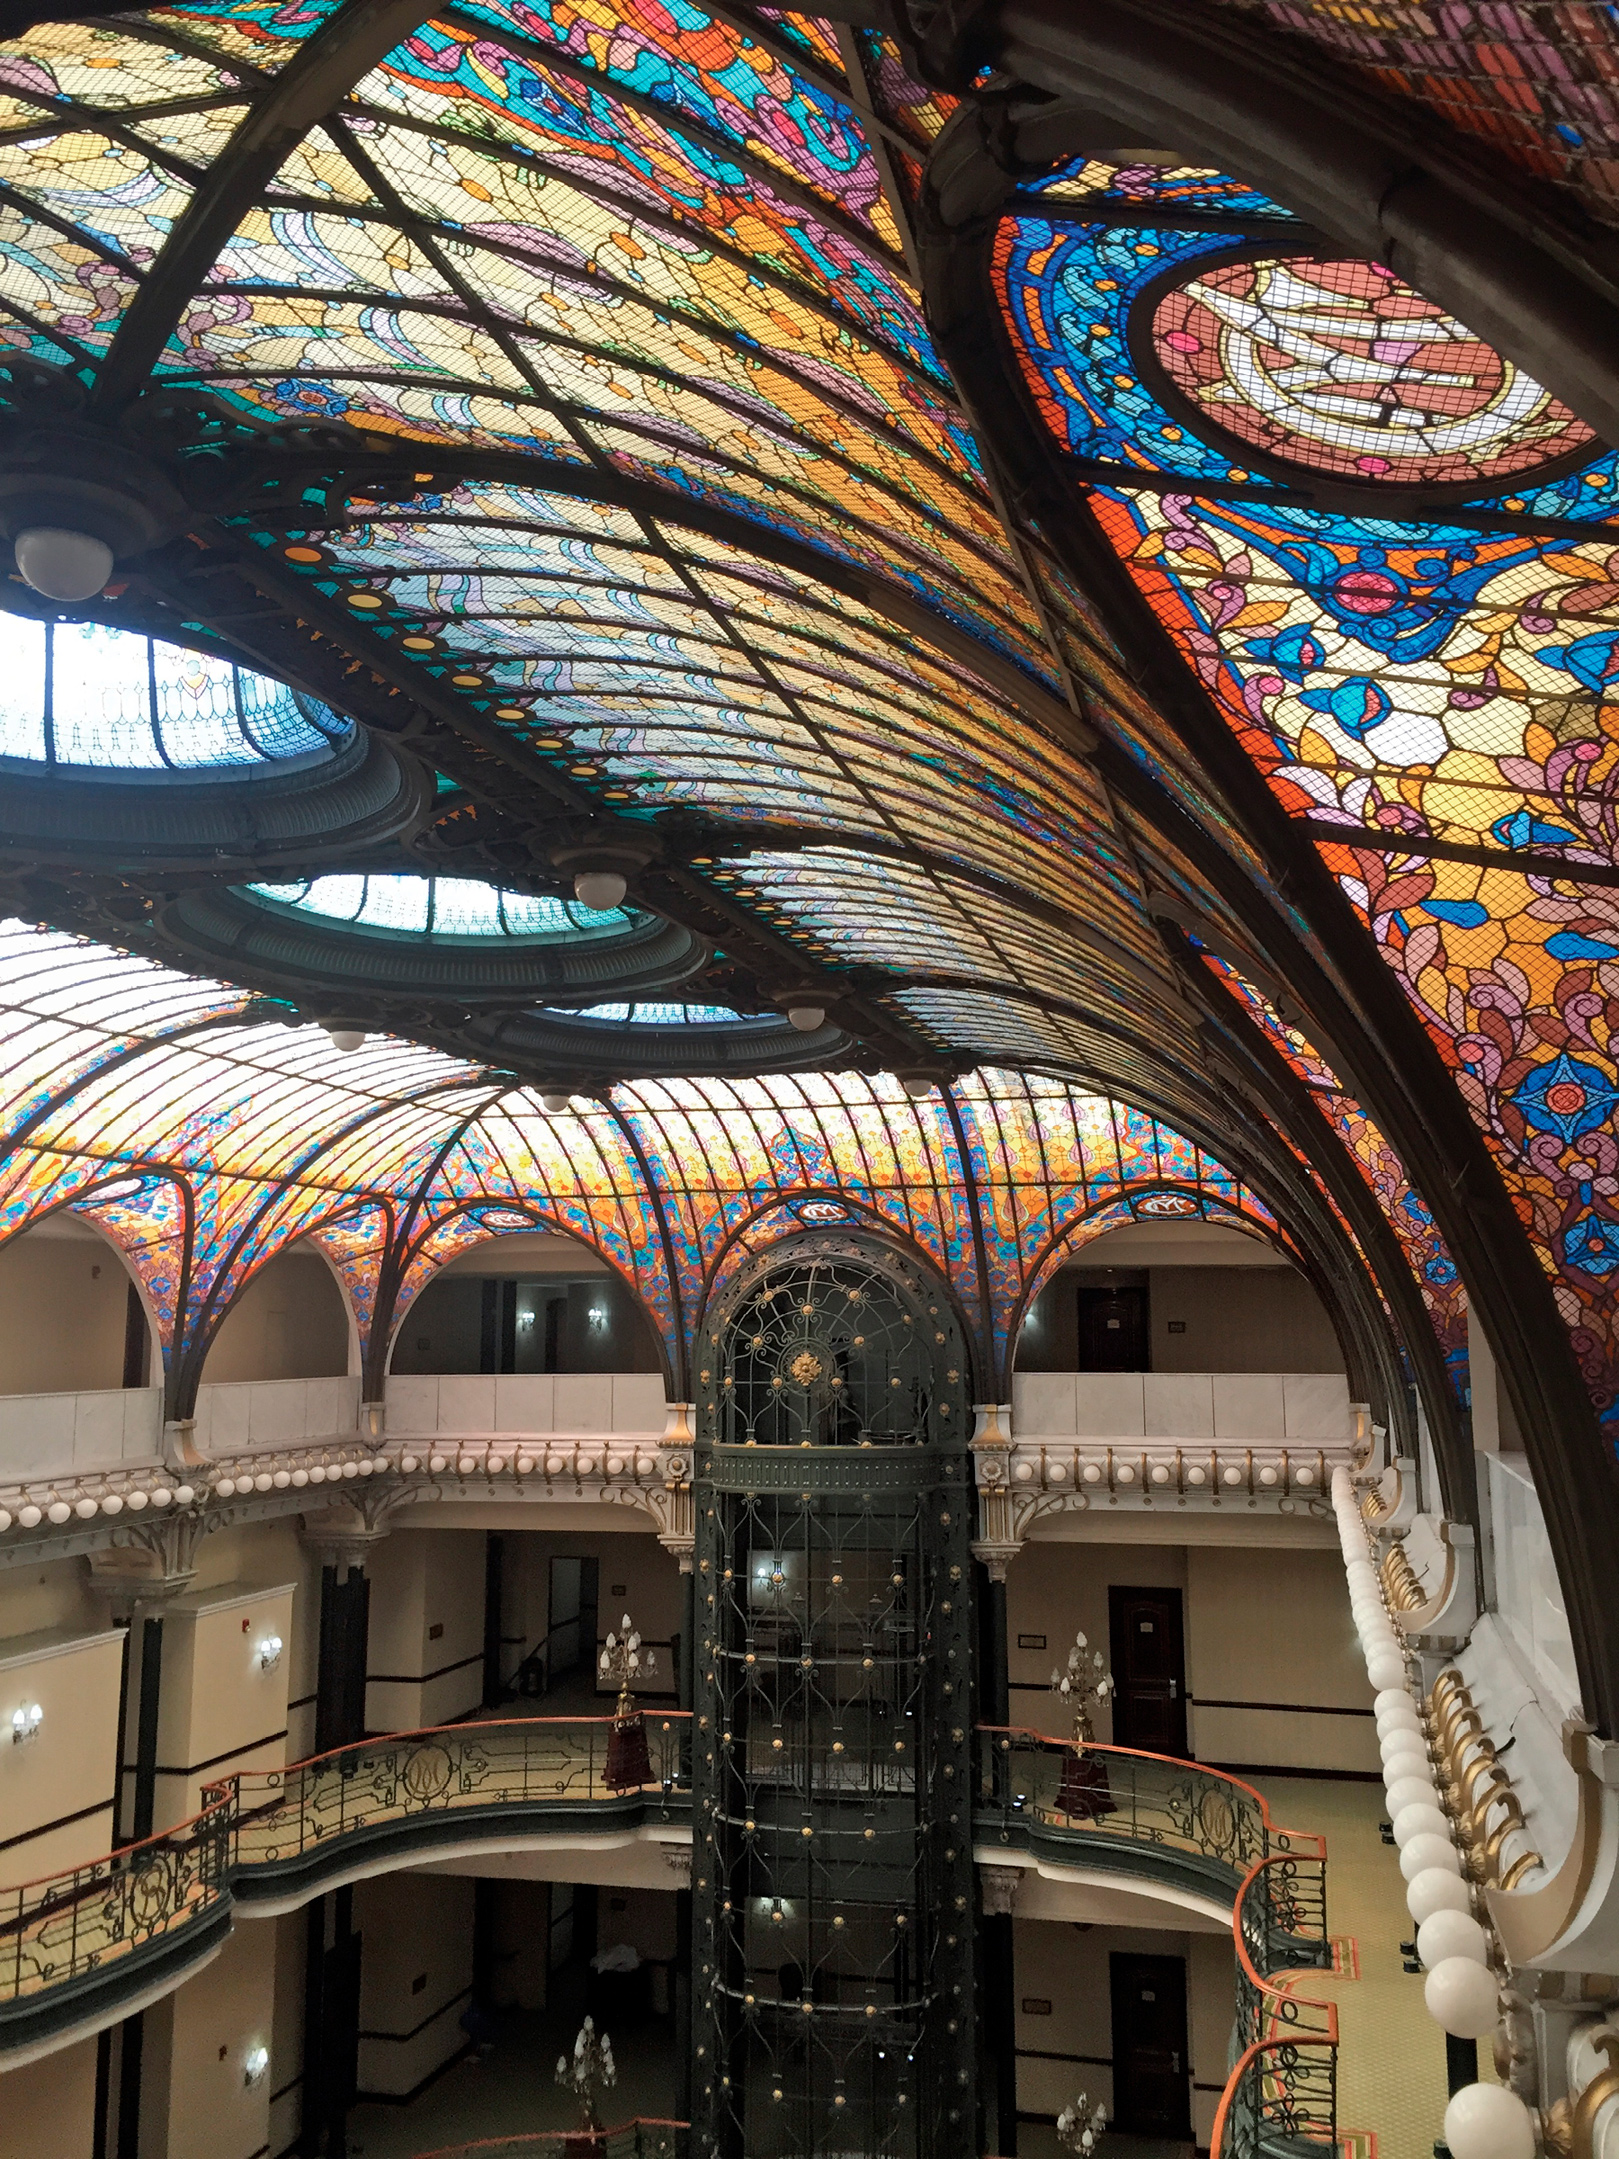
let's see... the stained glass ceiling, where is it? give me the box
[0,0,1594,1501]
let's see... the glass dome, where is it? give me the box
[0,615,350,772]
[247,874,633,941]
[553,1001,748,1023]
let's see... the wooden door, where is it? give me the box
[1108,1584,1188,1757]
[1110,1951,1191,2136]
[1076,1284,1147,1370]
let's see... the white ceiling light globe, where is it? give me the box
[541,1093,573,1114]
[574,869,626,910]
[1400,1831,1461,1883]
[1443,2082,1536,2159]
[1416,1909,1490,1968]
[1381,1738,1431,1778]
[13,526,114,602]
[1368,1649,1408,1691]
[325,1027,365,1053]
[1393,1802,1453,1849]
[1424,1957,1499,2038]
[901,1075,936,1099]
[1375,1687,1417,1718]
[1386,1775,1439,1818]
[786,1006,825,1033]
[1407,1867,1472,1923]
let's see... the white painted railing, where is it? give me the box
[1013,1370,1351,1442]
[191,1375,361,1457]
[0,1387,163,1481]
[384,1372,666,1438]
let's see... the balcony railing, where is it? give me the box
[228,1714,691,1880]
[976,1729,1323,1903]
[412,2125,688,2158]
[1213,1851,1337,2159]
[0,1796,233,2012]
[0,1715,690,2050]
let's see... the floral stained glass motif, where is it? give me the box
[1199,949,1469,1393]
[0,921,1296,1390]
[995,159,1619,1429]
[1150,257,1595,488]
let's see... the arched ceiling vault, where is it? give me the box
[0,0,1614,1713]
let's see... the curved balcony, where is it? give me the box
[0,1715,690,2063]
[414,2126,688,2158]
[1213,1852,1338,2159]
[0,1723,1330,2074]
[975,1728,1326,1920]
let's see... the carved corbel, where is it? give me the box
[1396,1521,1479,1648]
[971,1402,1021,1580]
[647,1409,695,1571]
[979,1863,1021,1916]
[1487,1722,1606,1967]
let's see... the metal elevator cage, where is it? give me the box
[691,1234,978,2159]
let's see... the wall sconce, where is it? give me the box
[10,1703,41,1743]
[257,1635,283,1672]
[243,2044,269,2088]
[587,1306,607,1331]
[517,1309,535,1329]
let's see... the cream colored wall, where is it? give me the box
[0,1224,136,1395]
[1185,1545,1376,1772]
[142,1915,277,2159]
[1149,1267,1343,1373]
[149,1581,294,1826]
[365,1528,487,1733]
[0,1555,104,1643]
[201,1249,351,1385]
[1006,1536,1377,1773]
[1005,1541,1187,1744]
[354,1868,475,2099]
[505,1527,683,1698]
[1011,1919,1233,2140]
[0,1626,123,1878]
[269,1908,306,2157]
[0,2029,99,2155]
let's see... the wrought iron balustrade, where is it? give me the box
[0,1715,689,2027]
[224,1713,691,1871]
[1214,1851,1337,2159]
[976,1728,1324,1893]
[412,2123,688,2158]
[0,1797,233,2004]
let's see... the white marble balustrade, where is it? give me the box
[1012,1370,1352,1443]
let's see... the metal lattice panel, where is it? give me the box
[691,1235,976,2159]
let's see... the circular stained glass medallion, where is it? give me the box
[1148,255,1595,488]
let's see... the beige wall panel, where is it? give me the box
[354,1869,474,2099]
[0,1627,122,1874]
[0,1229,135,1397]
[365,1529,485,1733]
[505,1528,684,1699]
[1147,1268,1343,1373]
[269,1908,307,2156]
[0,1560,105,1645]
[201,1251,350,1386]
[151,1583,294,1822]
[151,1916,277,2159]
[0,2029,98,2157]
[1185,1547,1376,1773]
[1005,1542,1186,1744]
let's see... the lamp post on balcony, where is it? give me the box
[1052,1631,1117,1822]
[600,1613,656,1790]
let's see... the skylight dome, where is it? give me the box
[246,875,632,941]
[0,617,350,773]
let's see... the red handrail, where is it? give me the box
[1211,1851,1339,2158]
[409,2120,689,2156]
[978,1724,1327,1855]
[261,1709,693,1784]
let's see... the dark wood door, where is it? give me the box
[1110,1951,1191,2137]
[1109,1585,1188,1757]
[1076,1284,1147,1370]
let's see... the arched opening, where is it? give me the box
[0,1212,153,1395]
[1014,1217,1344,1375]
[389,1232,662,1378]
[199,1243,353,1385]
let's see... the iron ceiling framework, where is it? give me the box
[0,0,1535,1642]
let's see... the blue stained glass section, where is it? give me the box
[0,614,350,772]
[248,874,633,940]
[1028,158,1290,219]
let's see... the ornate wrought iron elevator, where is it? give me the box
[690,1235,977,2159]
